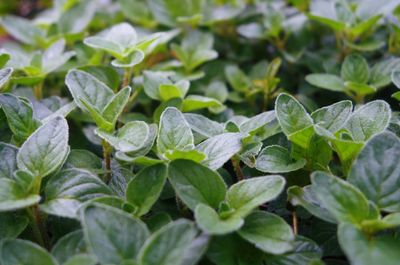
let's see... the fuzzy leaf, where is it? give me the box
[168,159,226,210]
[81,203,150,265]
[17,116,69,178]
[126,164,167,217]
[157,107,194,154]
[226,175,285,218]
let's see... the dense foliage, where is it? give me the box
[1,0,400,264]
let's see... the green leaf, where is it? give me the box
[84,23,138,56]
[101,86,131,125]
[308,14,346,31]
[391,69,400,89]
[341,54,370,84]
[371,58,400,89]
[63,254,98,265]
[182,95,222,112]
[392,91,400,101]
[157,107,194,154]
[138,219,198,265]
[288,126,315,159]
[207,233,265,265]
[311,171,370,224]
[84,37,124,57]
[305,73,345,92]
[0,142,18,179]
[0,67,13,88]
[0,212,28,239]
[118,123,158,158]
[143,71,171,101]
[226,175,285,217]
[361,212,400,232]
[288,185,336,223]
[64,149,103,172]
[344,81,376,96]
[168,159,226,210]
[184,113,224,139]
[0,239,57,265]
[255,145,306,173]
[195,133,242,170]
[117,0,155,27]
[238,211,294,254]
[0,53,10,68]
[96,121,149,152]
[51,230,86,264]
[81,203,150,265]
[338,223,400,265]
[17,116,69,178]
[225,65,251,92]
[126,164,167,217]
[164,149,206,162]
[58,0,96,34]
[41,101,77,124]
[159,80,189,101]
[348,132,400,212]
[345,100,391,142]
[42,168,112,218]
[41,39,75,74]
[79,98,113,131]
[172,31,218,72]
[265,236,323,265]
[239,111,277,135]
[311,100,352,133]
[65,69,114,113]
[195,203,244,235]
[349,14,382,37]
[0,94,40,143]
[0,15,45,46]
[331,138,364,174]
[275,93,313,136]
[79,65,121,91]
[111,50,145,68]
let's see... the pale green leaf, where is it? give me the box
[226,175,285,217]
[168,159,226,210]
[17,116,69,178]
[238,211,294,254]
[81,203,150,265]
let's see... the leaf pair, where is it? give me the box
[155,107,243,169]
[143,71,223,111]
[306,54,399,96]
[66,69,131,131]
[308,1,384,50]
[84,23,160,68]
[3,39,75,85]
[81,203,202,265]
[171,30,218,73]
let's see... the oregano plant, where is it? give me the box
[1,1,400,264]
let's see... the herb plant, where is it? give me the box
[1,1,400,265]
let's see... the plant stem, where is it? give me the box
[33,80,44,100]
[27,205,50,250]
[122,67,133,89]
[231,156,244,181]
[102,139,112,184]
[292,210,298,235]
